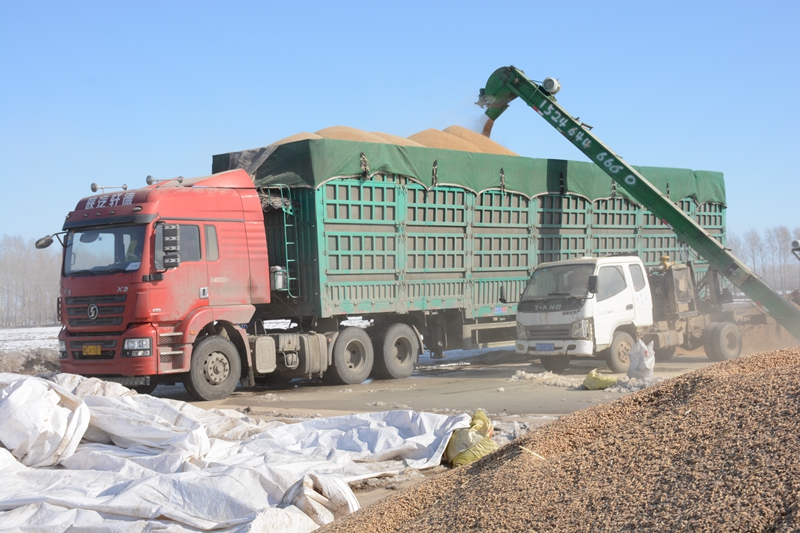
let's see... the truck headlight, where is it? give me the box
[59,340,67,359]
[571,319,592,340]
[516,322,527,339]
[123,338,152,357]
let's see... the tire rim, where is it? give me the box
[204,352,230,385]
[722,331,738,353]
[345,341,366,371]
[393,337,413,366]
[618,341,631,364]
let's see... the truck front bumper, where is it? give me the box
[59,324,159,377]
[515,339,593,357]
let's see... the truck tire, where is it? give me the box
[325,327,374,385]
[654,346,676,362]
[605,331,634,373]
[184,336,242,401]
[372,324,418,380]
[711,322,742,361]
[703,322,722,361]
[540,355,570,373]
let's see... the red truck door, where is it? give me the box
[205,222,251,307]
[154,223,209,322]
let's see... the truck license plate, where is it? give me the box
[535,343,555,351]
[82,345,102,356]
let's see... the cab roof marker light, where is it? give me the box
[91,183,128,192]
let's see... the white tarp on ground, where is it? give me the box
[0,373,470,532]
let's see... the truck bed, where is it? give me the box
[213,139,726,320]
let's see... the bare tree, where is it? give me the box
[0,234,61,326]
[743,229,764,274]
[726,231,742,259]
[765,226,792,293]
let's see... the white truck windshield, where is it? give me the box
[521,264,594,300]
[64,225,146,276]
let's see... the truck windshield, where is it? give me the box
[64,225,146,276]
[521,264,594,300]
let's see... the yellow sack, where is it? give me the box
[444,411,499,466]
[583,368,617,390]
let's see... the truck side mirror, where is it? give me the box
[35,235,54,249]
[160,224,181,270]
[499,286,507,304]
[588,275,598,294]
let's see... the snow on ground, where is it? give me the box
[0,326,60,351]
[0,326,61,375]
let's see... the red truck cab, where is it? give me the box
[55,170,270,398]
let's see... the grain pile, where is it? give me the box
[369,131,425,147]
[316,126,388,143]
[272,132,322,145]
[443,125,518,156]
[407,128,482,153]
[282,125,516,155]
[320,348,800,533]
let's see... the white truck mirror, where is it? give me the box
[588,275,598,294]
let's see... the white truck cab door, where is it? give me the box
[592,265,636,348]
[627,262,653,326]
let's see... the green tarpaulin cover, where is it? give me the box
[213,139,726,205]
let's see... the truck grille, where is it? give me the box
[525,324,572,340]
[65,294,127,327]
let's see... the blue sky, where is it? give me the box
[1,1,798,243]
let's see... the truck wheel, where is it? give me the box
[605,331,633,373]
[184,336,242,401]
[654,346,676,362]
[703,322,722,361]
[540,355,570,373]
[712,322,742,361]
[372,324,418,380]
[325,327,374,385]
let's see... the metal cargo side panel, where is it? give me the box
[591,196,639,261]
[640,198,723,279]
[534,192,725,279]
[404,185,469,313]
[535,194,591,263]
[470,189,532,317]
[319,176,403,316]
[318,178,530,320]
[262,176,725,321]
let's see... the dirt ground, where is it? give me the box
[320,348,800,532]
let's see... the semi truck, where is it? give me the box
[36,131,730,401]
[478,65,800,365]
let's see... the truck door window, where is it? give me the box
[179,225,201,262]
[155,224,201,270]
[205,225,219,261]
[596,265,627,302]
[629,263,646,291]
